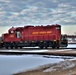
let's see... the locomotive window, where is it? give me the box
[10,31,14,34]
[16,32,21,38]
[56,27,60,29]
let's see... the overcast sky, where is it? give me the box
[0,0,76,35]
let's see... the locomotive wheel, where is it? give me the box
[39,42,44,49]
[6,47,8,49]
[45,46,47,49]
[20,47,22,49]
[44,42,48,49]
[52,46,55,49]
[11,47,13,49]
[44,44,47,49]
[17,47,22,49]
[8,47,11,49]
[15,46,18,49]
[52,41,56,49]
[57,46,59,49]
[40,46,43,49]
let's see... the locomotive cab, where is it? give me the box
[0,27,23,49]
[9,27,21,39]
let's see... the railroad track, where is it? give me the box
[0,47,76,50]
[0,47,76,56]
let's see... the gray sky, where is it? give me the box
[0,0,76,35]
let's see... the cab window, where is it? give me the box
[16,32,21,38]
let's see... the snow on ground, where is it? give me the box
[0,55,64,75]
[0,49,48,53]
[67,44,76,48]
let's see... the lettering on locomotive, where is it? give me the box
[32,31,52,35]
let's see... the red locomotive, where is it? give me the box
[0,24,68,49]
